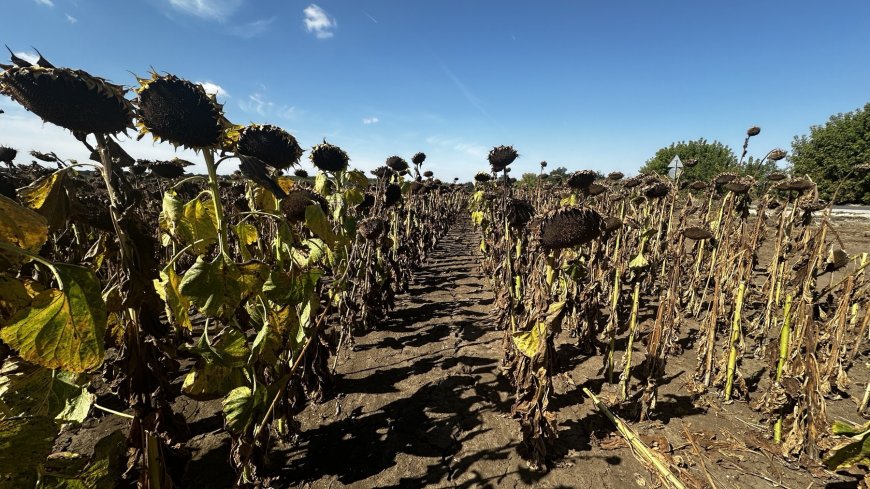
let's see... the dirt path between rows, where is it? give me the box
[283,218,645,488]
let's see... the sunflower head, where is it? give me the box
[474,172,491,183]
[0,146,17,164]
[643,181,671,199]
[768,148,787,162]
[358,217,385,241]
[683,226,714,240]
[488,145,518,172]
[384,183,402,208]
[0,54,133,135]
[506,198,534,228]
[713,172,738,185]
[235,124,302,170]
[386,156,409,172]
[134,73,233,149]
[747,126,761,137]
[356,193,375,214]
[294,169,309,179]
[767,172,787,182]
[606,171,624,181]
[371,166,394,179]
[423,170,434,178]
[281,189,329,223]
[412,152,426,165]
[309,140,349,172]
[684,158,699,168]
[567,170,597,190]
[535,206,604,250]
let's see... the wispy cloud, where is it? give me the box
[362,117,379,125]
[14,52,39,65]
[168,0,243,21]
[34,0,54,7]
[304,4,336,39]
[239,92,297,120]
[440,64,491,120]
[361,9,378,24]
[228,16,275,38]
[196,81,228,99]
[65,14,78,23]
[426,136,487,158]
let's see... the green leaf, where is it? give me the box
[314,173,329,195]
[18,169,72,230]
[0,265,106,373]
[182,362,249,401]
[0,417,58,489]
[190,327,250,368]
[160,190,218,255]
[0,194,49,269]
[153,264,192,330]
[179,257,268,319]
[235,222,259,261]
[263,268,321,306]
[0,273,33,323]
[223,386,266,434]
[0,360,94,422]
[304,204,336,247]
[824,423,870,470]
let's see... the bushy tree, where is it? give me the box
[641,138,737,182]
[791,103,870,204]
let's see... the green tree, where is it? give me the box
[791,103,870,204]
[518,172,539,188]
[640,138,738,182]
[549,166,568,179]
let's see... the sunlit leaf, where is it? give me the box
[223,386,266,434]
[153,264,191,330]
[304,203,336,247]
[824,421,870,470]
[18,169,72,230]
[0,360,94,422]
[0,194,49,269]
[512,321,548,358]
[0,265,106,373]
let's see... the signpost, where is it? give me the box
[667,155,683,180]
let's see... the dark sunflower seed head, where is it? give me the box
[535,206,605,250]
[386,155,409,172]
[1,60,133,135]
[607,171,624,181]
[747,126,761,137]
[423,170,434,178]
[0,146,16,164]
[358,217,385,241]
[135,73,229,149]
[412,152,426,165]
[281,188,328,223]
[567,170,597,190]
[309,141,349,172]
[474,172,491,183]
[237,124,302,170]
[682,226,714,240]
[384,183,402,208]
[768,148,787,162]
[488,145,518,172]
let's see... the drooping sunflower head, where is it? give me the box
[535,206,605,250]
[0,53,133,135]
[356,193,375,214]
[768,148,787,162]
[384,183,402,208]
[235,124,302,170]
[713,172,739,186]
[474,171,491,183]
[0,146,17,164]
[723,177,755,194]
[371,166,394,179]
[423,170,434,178]
[358,217,385,241]
[643,181,671,199]
[309,140,349,172]
[683,226,714,241]
[385,155,409,172]
[767,171,787,182]
[506,198,535,228]
[294,169,309,179]
[281,189,329,223]
[607,171,624,181]
[488,145,518,172]
[567,170,597,190]
[412,152,426,165]
[747,126,761,137]
[134,73,233,149]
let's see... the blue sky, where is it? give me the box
[2,1,870,180]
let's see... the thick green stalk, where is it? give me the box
[203,150,229,256]
[620,281,642,400]
[724,281,746,401]
[774,294,793,443]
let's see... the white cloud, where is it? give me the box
[362,117,379,125]
[304,4,336,39]
[13,52,39,65]
[239,92,296,120]
[168,0,243,21]
[196,81,229,99]
[65,14,78,23]
[34,0,54,7]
